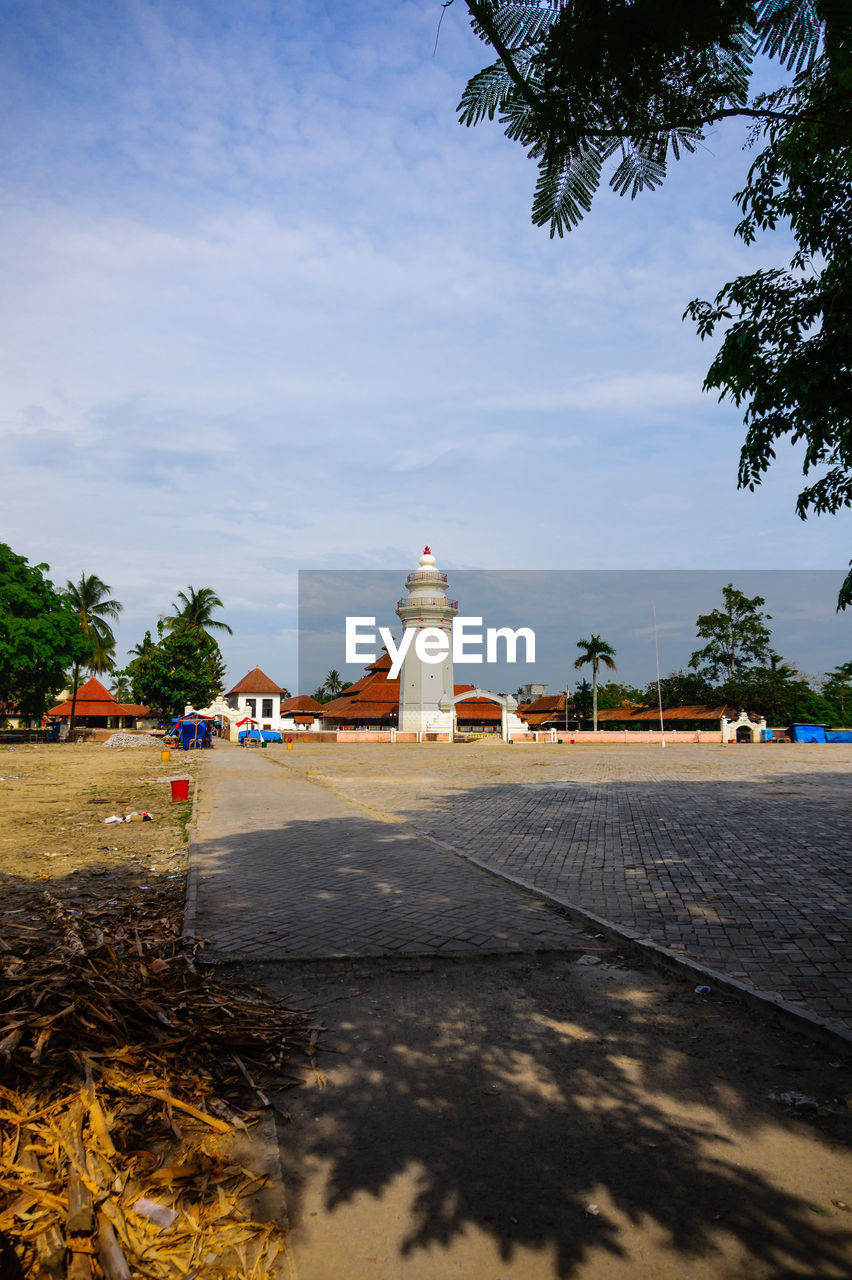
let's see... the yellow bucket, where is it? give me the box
[286,743,293,751]
[161,749,171,762]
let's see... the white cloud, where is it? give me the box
[1,0,846,691]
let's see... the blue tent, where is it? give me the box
[176,715,213,749]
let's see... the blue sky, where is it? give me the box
[2,0,849,691]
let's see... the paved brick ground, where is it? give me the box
[192,748,590,959]
[415,776,852,1028]
[193,742,852,1034]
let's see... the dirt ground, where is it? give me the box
[0,739,199,934]
[253,953,852,1280]
[3,742,852,1278]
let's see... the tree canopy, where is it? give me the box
[0,544,88,722]
[688,582,773,681]
[129,626,227,719]
[457,1,852,605]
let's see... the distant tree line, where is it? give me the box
[563,585,851,727]
[0,543,232,725]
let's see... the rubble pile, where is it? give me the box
[102,734,164,750]
[0,887,321,1277]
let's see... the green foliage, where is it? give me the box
[572,676,593,718]
[574,633,617,728]
[309,671,353,704]
[460,1,766,234]
[323,669,345,697]
[109,669,135,703]
[165,586,233,641]
[720,660,823,724]
[459,2,852,606]
[689,583,773,681]
[65,572,123,675]
[64,571,123,728]
[642,669,716,708]
[819,661,852,724]
[0,544,88,721]
[595,680,642,710]
[130,626,226,719]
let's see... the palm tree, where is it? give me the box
[323,669,345,698]
[65,573,123,732]
[110,670,133,702]
[573,634,617,732]
[86,633,116,675]
[165,586,233,641]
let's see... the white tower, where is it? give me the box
[396,546,458,735]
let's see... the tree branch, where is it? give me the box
[462,0,544,114]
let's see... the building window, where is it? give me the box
[262,698,273,719]
[246,699,256,717]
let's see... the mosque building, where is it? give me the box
[320,547,530,740]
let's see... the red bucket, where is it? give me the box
[170,778,190,802]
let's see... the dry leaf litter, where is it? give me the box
[1,883,323,1278]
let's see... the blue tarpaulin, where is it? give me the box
[789,724,826,743]
[238,728,282,743]
[176,716,213,749]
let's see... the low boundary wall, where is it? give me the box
[285,728,725,744]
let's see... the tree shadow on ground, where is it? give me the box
[189,775,852,1279]
[263,946,852,1279]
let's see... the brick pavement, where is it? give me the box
[191,747,590,959]
[192,742,852,1036]
[411,772,852,1033]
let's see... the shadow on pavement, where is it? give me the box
[260,952,852,1280]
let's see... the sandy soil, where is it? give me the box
[248,953,852,1280]
[0,740,200,934]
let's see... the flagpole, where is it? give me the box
[653,605,665,749]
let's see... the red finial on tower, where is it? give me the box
[424,545,431,555]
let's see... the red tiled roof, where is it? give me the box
[325,702,398,721]
[521,694,567,714]
[321,652,401,720]
[282,695,324,714]
[319,652,521,724]
[595,704,734,723]
[452,690,502,721]
[226,667,285,696]
[49,676,150,719]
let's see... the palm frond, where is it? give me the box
[458,61,516,125]
[491,0,563,49]
[609,135,668,199]
[756,0,823,72]
[532,144,603,236]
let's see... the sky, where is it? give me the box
[2,0,849,692]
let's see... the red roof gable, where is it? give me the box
[226,667,285,696]
[49,676,149,718]
[282,695,324,714]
